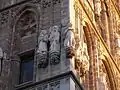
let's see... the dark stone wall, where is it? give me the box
[0,0,70,90]
[0,0,25,10]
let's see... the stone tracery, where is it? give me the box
[15,11,37,37]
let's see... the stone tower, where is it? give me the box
[0,0,120,90]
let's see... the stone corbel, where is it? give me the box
[37,52,48,68]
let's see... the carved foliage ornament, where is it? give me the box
[50,81,60,90]
[10,6,20,18]
[41,0,60,8]
[0,10,9,25]
[36,81,60,90]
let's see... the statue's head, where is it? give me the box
[52,25,59,32]
[40,30,47,36]
[38,30,48,41]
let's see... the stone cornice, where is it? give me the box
[15,71,83,90]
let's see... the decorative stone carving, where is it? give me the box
[94,0,101,16]
[115,33,120,48]
[50,81,60,90]
[0,48,4,60]
[42,0,51,8]
[37,30,48,68]
[43,85,48,90]
[49,26,60,65]
[15,11,36,37]
[0,47,7,75]
[41,0,60,8]
[98,61,109,90]
[64,29,76,58]
[114,33,120,57]
[0,48,3,74]
[75,42,89,77]
[37,26,61,68]
[0,10,9,25]
[32,0,41,4]
[10,7,20,18]
[53,0,60,4]
[79,60,89,77]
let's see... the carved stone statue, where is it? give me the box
[115,33,120,56]
[0,48,3,59]
[0,47,4,74]
[64,29,76,58]
[75,42,89,77]
[49,25,60,65]
[37,30,48,68]
[94,0,101,16]
[115,33,120,48]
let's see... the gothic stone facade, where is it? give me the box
[0,0,120,90]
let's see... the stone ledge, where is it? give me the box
[15,71,83,90]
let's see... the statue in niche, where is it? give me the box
[64,29,76,58]
[37,30,48,68]
[49,25,60,65]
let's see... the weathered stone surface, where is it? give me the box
[0,0,120,90]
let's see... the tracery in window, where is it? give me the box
[15,10,37,38]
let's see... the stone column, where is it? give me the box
[92,37,99,90]
[100,0,110,49]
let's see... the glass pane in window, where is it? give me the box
[20,55,34,84]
